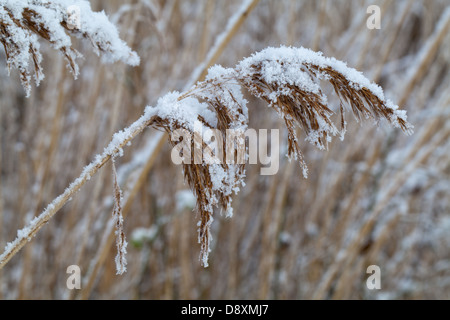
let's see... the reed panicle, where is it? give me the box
[0,0,138,96]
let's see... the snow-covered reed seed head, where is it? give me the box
[144,46,413,266]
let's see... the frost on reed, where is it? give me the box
[0,0,139,96]
[0,2,413,270]
[139,46,413,267]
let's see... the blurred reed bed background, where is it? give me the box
[0,0,449,299]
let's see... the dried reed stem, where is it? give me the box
[188,0,261,84]
[397,7,450,107]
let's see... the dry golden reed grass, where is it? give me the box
[0,0,448,300]
[0,23,413,271]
